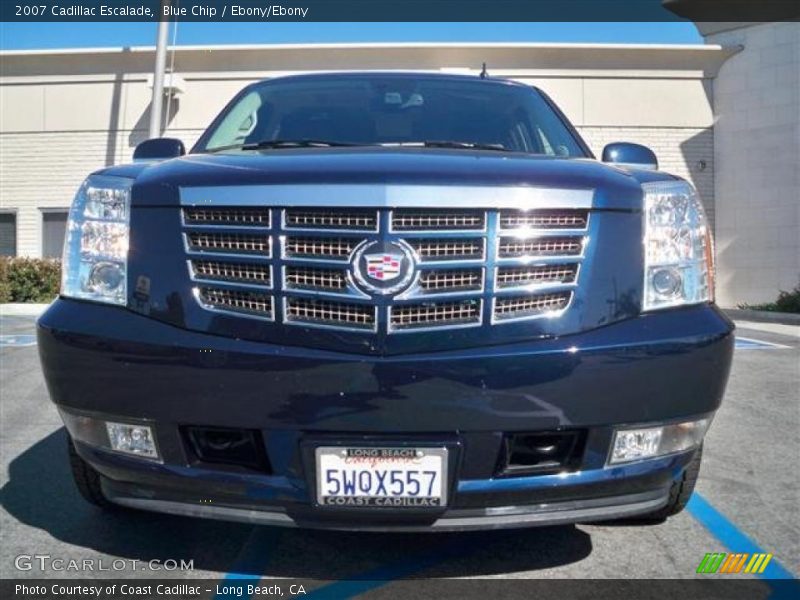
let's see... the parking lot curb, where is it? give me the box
[0,303,51,317]
[724,308,800,325]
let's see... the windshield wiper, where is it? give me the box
[388,140,509,152]
[240,139,365,150]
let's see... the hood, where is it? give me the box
[102,147,667,210]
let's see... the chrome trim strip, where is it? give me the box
[409,238,487,264]
[181,184,595,209]
[280,235,360,265]
[281,297,378,333]
[490,293,573,325]
[495,236,587,263]
[281,266,370,300]
[497,211,590,234]
[188,260,273,291]
[492,281,578,296]
[497,228,589,237]
[107,490,668,532]
[388,300,484,334]
[183,233,273,260]
[192,287,275,322]
[396,267,485,300]
[181,207,271,229]
[493,263,581,294]
[614,162,657,171]
[388,209,488,235]
[281,208,380,234]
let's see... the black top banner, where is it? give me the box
[3,0,800,23]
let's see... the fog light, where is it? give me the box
[106,422,159,459]
[611,427,662,463]
[609,418,710,465]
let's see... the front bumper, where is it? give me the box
[39,298,733,530]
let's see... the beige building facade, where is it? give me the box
[0,33,797,306]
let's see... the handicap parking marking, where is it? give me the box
[735,336,791,350]
[688,493,797,585]
[0,334,37,348]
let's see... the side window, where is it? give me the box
[42,210,68,258]
[0,212,16,257]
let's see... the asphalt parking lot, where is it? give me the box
[1,312,797,593]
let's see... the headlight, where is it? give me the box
[61,175,132,305]
[642,180,714,311]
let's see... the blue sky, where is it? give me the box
[0,22,702,50]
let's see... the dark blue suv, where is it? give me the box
[38,73,733,531]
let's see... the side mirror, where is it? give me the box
[133,138,186,162]
[602,142,658,171]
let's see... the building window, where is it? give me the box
[42,211,69,259]
[0,213,16,257]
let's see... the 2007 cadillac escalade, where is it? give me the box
[37,72,734,531]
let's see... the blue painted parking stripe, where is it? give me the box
[735,336,791,350]
[214,528,284,600]
[0,334,37,347]
[687,493,796,581]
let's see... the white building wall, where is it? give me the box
[704,22,800,306]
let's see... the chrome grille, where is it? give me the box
[198,288,273,318]
[285,266,348,291]
[419,269,482,292]
[184,207,270,227]
[392,209,485,231]
[182,202,591,331]
[494,293,572,320]
[496,264,578,289]
[284,237,358,260]
[499,209,588,231]
[285,209,377,231]
[192,260,271,285]
[391,300,481,330]
[498,237,583,258]
[410,239,484,261]
[187,232,271,255]
[286,298,375,330]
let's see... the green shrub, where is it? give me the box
[738,283,800,314]
[0,257,61,303]
[0,259,10,303]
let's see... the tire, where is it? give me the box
[628,445,703,524]
[67,435,115,509]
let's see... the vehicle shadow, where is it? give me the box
[1,429,593,578]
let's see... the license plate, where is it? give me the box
[315,446,448,508]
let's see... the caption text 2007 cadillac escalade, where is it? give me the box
[37,72,734,531]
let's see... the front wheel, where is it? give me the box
[629,445,703,523]
[67,436,115,509]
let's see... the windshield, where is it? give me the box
[196,75,588,157]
